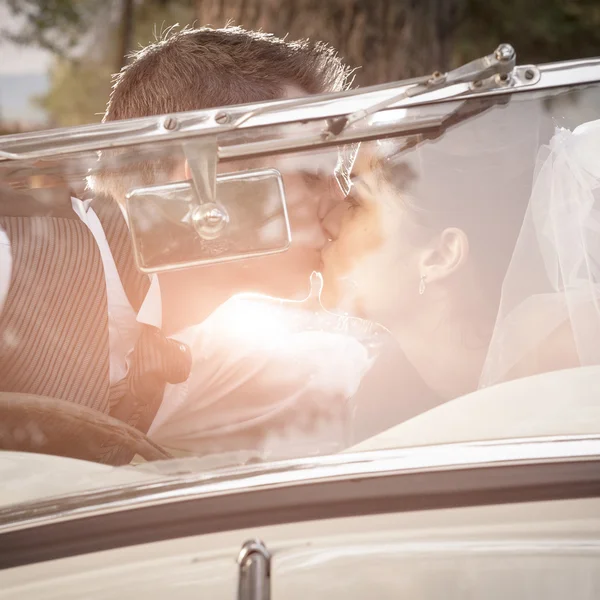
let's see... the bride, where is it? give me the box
[320,97,600,403]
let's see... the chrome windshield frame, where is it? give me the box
[1,56,599,164]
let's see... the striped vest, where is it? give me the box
[0,185,111,413]
[0,185,191,462]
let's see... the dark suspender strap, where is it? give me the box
[91,194,150,311]
[91,194,192,435]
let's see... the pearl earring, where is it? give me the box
[419,275,427,295]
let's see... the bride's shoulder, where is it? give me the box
[506,317,580,382]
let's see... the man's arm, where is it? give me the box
[148,300,374,460]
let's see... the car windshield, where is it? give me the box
[1,62,600,506]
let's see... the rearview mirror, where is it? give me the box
[126,168,291,273]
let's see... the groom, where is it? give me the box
[87,26,395,458]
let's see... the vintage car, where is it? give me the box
[0,45,600,598]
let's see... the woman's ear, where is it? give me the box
[419,227,470,284]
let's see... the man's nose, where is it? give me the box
[321,201,345,241]
[317,175,346,220]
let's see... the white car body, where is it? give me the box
[2,48,600,600]
[1,367,600,599]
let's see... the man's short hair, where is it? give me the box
[90,26,352,201]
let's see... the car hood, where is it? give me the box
[4,367,599,510]
[0,451,158,509]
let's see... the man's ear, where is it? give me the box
[419,227,470,284]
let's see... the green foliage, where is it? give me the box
[4,0,600,127]
[33,59,113,127]
[130,1,195,53]
[31,1,195,126]
[454,0,600,66]
[4,0,101,58]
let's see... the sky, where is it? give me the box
[0,3,53,75]
[0,4,52,124]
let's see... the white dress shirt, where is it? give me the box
[70,199,142,384]
[148,295,372,459]
[0,227,11,316]
[0,199,373,461]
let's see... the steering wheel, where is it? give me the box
[0,392,172,466]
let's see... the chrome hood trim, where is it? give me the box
[1,434,599,534]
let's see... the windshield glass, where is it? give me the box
[1,78,600,506]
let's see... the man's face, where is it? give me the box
[246,85,345,297]
[264,149,346,297]
[197,84,347,302]
[234,86,347,299]
[173,139,346,306]
[158,87,350,329]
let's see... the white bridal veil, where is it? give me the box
[480,118,600,386]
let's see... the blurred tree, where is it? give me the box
[4,0,136,72]
[29,1,195,126]
[4,0,92,58]
[453,0,600,67]
[189,0,466,85]
[32,59,113,127]
[3,0,600,127]
[119,0,136,69]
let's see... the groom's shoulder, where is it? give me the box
[0,183,78,219]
